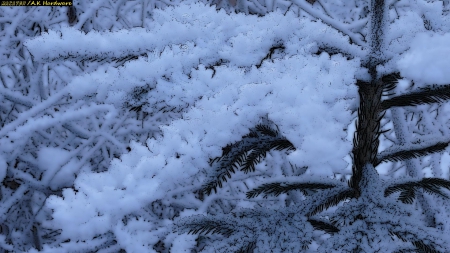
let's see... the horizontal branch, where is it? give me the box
[385,178,450,204]
[381,84,450,110]
[246,182,337,198]
[376,142,449,166]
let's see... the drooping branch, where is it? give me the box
[202,124,295,195]
[306,188,359,217]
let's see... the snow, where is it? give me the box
[170,234,197,252]
[0,155,6,183]
[1,0,450,252]
[38,147,76,190]
[28,3,359,249]
[398,33,450,85]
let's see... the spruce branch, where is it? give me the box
[236,241,256,253]
[202,124,295,195]
[307,218,340,233]
[376,142,449,165]
[385,178,450,203]
[307,188,358,217]
[382,72,401,87]
[176,216,235,237]
[411,240,440,253]
[241,148,268,174]
[381,84,450,110]
[391,231,440,253]
[382,72,401,96]
[246,182,337,199]
[254,124,278,137]
[398,187,415,204]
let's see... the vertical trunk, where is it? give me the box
[351,80,383,195]
[350,0,386,195]
[368,0,385,79]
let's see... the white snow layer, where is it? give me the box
[33,2,359,250]
[19,1,450,252]
[398,32,450,85]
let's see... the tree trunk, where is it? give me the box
[350,0,387,195]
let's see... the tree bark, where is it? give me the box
[351,0,386,194]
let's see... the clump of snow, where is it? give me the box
[38,147,83,190]
[170,234,197,252]
[398,33,450,85]
[23,0,450,251]
[0,155,6,183]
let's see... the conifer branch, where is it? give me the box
[376,142,449,165]
[390,231,440,253]
[246,182,337,198]
[202,124,295,195]
[255,124,278,137]
[381,84,450,110]
[177,216,235,237]
[307,188,358,217]
[385,178,450,203]
[236,241,256,253]
[398,188,415,204]
[307,218,340,233]
[241,148,268,174]
[411,240,440,253]
[381,72,401,95]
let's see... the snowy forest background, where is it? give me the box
[1,0,450,252]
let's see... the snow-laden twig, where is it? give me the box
[0,185,28,224]
[0,87,70,138]
[290,0,365,46]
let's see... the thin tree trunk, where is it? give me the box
[351,80,384,195]
[350,0,386,194]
